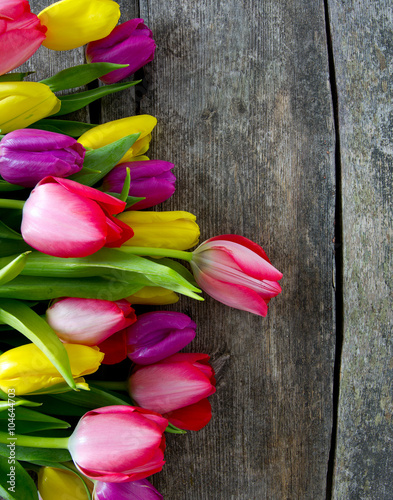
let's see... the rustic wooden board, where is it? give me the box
[24,1,336,498]
[328,1,393,498]
[137,0,336,498]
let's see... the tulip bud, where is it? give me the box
[77,115,157,164]
[38,466,93,500]
[126,311,196,365]
[46,298,136,345]
[68,405,168,482]
[21,176,133,258]
[0,82,60,134]
[118,211,200,250]
[0,129,85,187]
[0,343,103,395]
[128,353,216,430]
[190,234,283,317]
[38,0,120,51]
[102,160,176,209]
[94,478,163,500]
[0,0,47,75]
[86,19,156,84]
[126,286,179,305]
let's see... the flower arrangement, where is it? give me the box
[0,0,282,498]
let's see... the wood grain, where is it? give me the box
[138,1,336,498]
[328,1,393,498]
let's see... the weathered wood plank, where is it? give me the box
[138,1,336,498]
[328,2,393,498]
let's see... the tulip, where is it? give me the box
[118,211,200,250]
[126,286,179,305]
[97,329,128,365]
[0,0,47,75]
[127,311,196,365]
[68,405,167,482]
[38,0,120,51]
[77,115,157,164]
[94,478,162,500]
[0,82,60,133]
[128,353,216,430]
[102,160,176,210]
[0,129,85,187]
[86,19,156,84]
[46,298,136,345]
[0,343,103,395]
[38,466,93,500]
[190,234,283,317]
[21,176,133,258]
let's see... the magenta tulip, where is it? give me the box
[190,234,283,316]
[128,353,216,430]
[126,311,196,365]
[68,406,167,483]
[0,0,46,75]
[0,129,85,187]
[102,160,176,210]
[94,478,162,499]
[86,18,156,84]
[46,298,136,345]
[21,176,133,258]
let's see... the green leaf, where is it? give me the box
[0,72,34,82]
[69,134,140,186]
[53,385,130,409]
[0,444,71,463]
[0,407,70,434]
[0,222,22,241]
[0,456,38,500]
[0,241,30,258]
[165,422,187,434]
[0,181,24,193]
[119,167,131,202]
[0,299,75,391]
[0,275,144,301]
[0,390,41,409]
[53,81,140,116]
[28,119,97,137]
[13,249,202,300]
[105,192,144,208]
[0,400,38,413]
[0,252,30,286]
[154,257,198,286]
[40,62,130,92]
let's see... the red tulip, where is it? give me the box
[0,0,46,75]
[21,176,133,258]
[128,353,216,431]
[68,405,167,483]
[190,234,283,316]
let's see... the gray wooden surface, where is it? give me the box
[22,0,392,498]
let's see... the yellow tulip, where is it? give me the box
[0,82,60,133]
[118,211,200,250]
[127,286,179,305]
[0,343,103,395]
[38,466,93,500]
[38,0,120,51]
[78,115,157,163]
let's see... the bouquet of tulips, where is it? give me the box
[0,0,283,498]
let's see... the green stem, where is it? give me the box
[0,199,25,209]
[0,430,69,449]
[117,246,193,262]
[88,380,128,391]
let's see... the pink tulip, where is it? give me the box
[128,353,216,431]
[0,0,46,75]
[21,176,133,258]
[94,478,162,499]
[190,234,283,316]
[68,405,167,483]
[86,19,156,84]
[46,298,136,345]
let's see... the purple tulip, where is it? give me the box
[94,478,163,499]
[126,311,197,365]
[102,160,176,210]
[86,18,156,84]
[0,129,85,187]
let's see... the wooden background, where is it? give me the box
[25,1,392,498]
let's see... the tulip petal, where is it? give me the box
[94,478,163,500]
[164,398,212,431]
